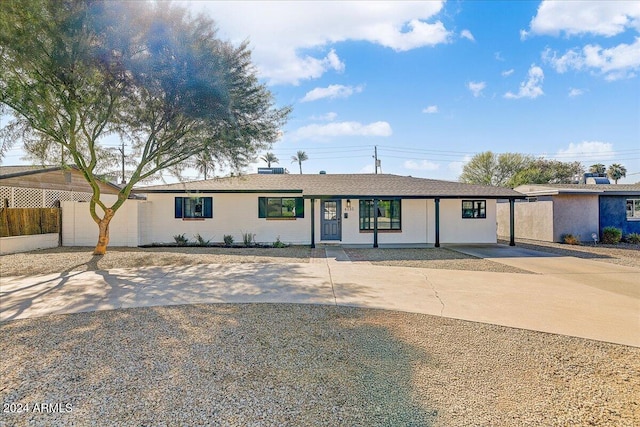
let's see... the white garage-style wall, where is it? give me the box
[62,198,147,247]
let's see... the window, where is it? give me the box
[258,197,304,218]
[359,199,401,230]
[174,197,212,219]
[462,200,486,218]
[627,199,640,220]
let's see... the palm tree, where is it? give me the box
[589,163,606,174]
[607,163,627,184]
[291,150,308,174]
[193,152,216,180]
[260,152,279,168]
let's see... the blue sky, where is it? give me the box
[3,1,640,183]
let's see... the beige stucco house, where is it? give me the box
[109,173,522,248]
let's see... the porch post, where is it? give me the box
[434,198,440,248]
[509,198,515,246]
[373,199,378,248]
[310,198,315,248]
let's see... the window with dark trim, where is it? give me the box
[258,197,304,218]
[627,199,640,220]
[359,199,401,230]
[462,200,486,218]
[174,197,212,219]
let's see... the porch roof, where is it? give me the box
[135,173,524,199]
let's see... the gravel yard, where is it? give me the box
[0,246,312,277]
[345,247,534,273]
[1,304,638,426]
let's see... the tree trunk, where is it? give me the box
[93,208,115,255]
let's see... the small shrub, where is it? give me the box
[272,236,287,248]
[173,233,189,246]
[561,234,580,245]
[624,232,640,244]
[242,231,255,247]
[194,233,211,246]
[601,226,622,244]
[223,234,234,246]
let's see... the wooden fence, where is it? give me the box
[0,208,60,237]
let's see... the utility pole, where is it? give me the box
[374,146,378,174]
[118,140,126,185]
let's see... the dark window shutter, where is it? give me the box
[175,197,183,218]
[258,197,266,218]
[203,197,213,218]
[295,198,304,218]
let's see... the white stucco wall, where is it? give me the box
[75,194,500,247]
[439,199,498,244]
[0,233,59,255]
[62,198,145,247]
[143,193,311,245]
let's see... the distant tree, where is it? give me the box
[589,163,606,174]
[192,152,216,180]
[260,152,279,168]
[607,163,627,184]
[509,159,583,187]
[460,151,533,186]
[0,0,290,254]
[291,150,308,174]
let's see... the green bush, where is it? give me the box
[272,236,287,248]
[173,233,189,246]
[223,234,234,246]
[561,234,580,245]
[624,232,640,244]
[601,227,622,244]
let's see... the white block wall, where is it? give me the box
[0,233,59,255]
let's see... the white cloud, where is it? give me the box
[300,84,364,102]
[404,160,440,171]
[359,164,376,173]
[504,65,544,99]
[291,121,393,141]
[501,68,514,77]
[310,112,338,121]
[191,1,451,85]
[467,81,486,97]
[568,88,584,97]
[494,52,505,61]
[542,37,640,80]
[448,155,472,177]
[556,141,615,161]
[527,1,640,38]
[460,29,475,42]
[422,105,438,114]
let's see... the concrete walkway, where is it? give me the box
[1,245,638,347]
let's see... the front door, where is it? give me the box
[321,199,341,240]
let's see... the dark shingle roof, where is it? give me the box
[0,165,62,178]
[135,174,524,198]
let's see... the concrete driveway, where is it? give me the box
[1,245,638,347]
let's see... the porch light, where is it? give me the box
[346,199,351,209]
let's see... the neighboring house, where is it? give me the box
[0,165,121,208]
[131,173,523,248]
[496,183,640,243]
